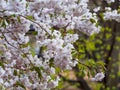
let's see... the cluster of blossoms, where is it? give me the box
[0,0,119,90]
[0,0,98,89]
[105,0,115,4]
[91,72,105,81]
[104,7,120,22]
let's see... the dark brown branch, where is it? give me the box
[59,74,91,90]
[91,0,99,6]
[103,21,117,88]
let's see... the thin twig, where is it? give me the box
[19,15,50,35]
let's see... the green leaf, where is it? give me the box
[0,62,4,68]
[20,42,30,48]
[32,31,38,35]
[17,16,21,22]
[49,58,54,67]
[15,82,26,90]
[30,49,36,56]
[0,84,5,90]
[90,18,96,23]
[26,15,34,20]
[31,66,42,79]
[86,41,96,51]
[116,36,120,42]
[13,70,17,76]
[40,46,47,53]
[66,30,75,34]
[55,67,61,74]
